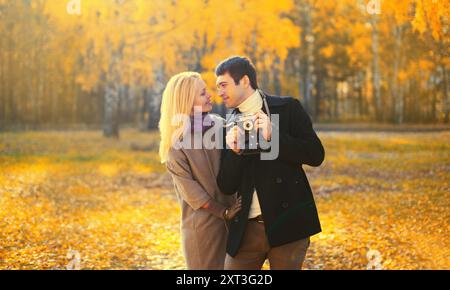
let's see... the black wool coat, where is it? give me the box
[217,93,325,257]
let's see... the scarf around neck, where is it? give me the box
[237,89,263,115]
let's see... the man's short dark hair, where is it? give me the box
[215,56,258,90]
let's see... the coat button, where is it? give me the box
[295,180,299,184]
[281,202,289,208]
[276,177,282,184]
[234,217,239,222]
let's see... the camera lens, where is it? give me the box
[243,120,253,131]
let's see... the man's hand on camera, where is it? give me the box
[255,111,272,141]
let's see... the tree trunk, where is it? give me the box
[7,38,17,124]
[138,87,149,131]
[392,25,404,124]
[299,2,315,118]
[315,74,324,121]
[370,16,382,122]
[0,38,5,126]
[272,56,282,96]
[103,81,120,138]
[103,50,121,138]
[357,71,364,117]
[333,79,339,120]
[442,65,449,123]
[146,65,165,130]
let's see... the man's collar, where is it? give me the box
[231,90,289,115]
[259,90,290,107]
[237,89,262,114]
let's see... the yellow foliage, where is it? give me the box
[321,45,334,58]
[0,130,448,269]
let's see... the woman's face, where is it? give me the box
[192,78,213,114]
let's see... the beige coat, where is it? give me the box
[166,119,235,270]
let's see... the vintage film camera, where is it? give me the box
[225,94,271,155]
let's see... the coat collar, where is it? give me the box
[231,90,289,115]
[259,90,290,107]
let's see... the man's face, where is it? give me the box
[216,73,246,108]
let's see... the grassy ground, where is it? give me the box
[0,129,448,269]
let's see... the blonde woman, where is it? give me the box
[159,72,242,270]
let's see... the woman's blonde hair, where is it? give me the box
[159,71,201,163]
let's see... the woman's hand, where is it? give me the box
[224,196,242,220]
[201,196,242,221]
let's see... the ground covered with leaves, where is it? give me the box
[0,129,448,269]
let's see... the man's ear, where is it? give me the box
[240,75,250,88]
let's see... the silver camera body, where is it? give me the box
[235,114,257,132]
[225,92,272,155]
[231,113,261,154]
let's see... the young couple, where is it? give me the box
[159,56,325,270]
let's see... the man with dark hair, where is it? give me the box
[215,56,325,270]
[215,56,259,91]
